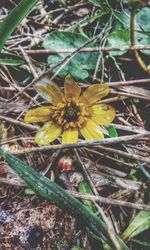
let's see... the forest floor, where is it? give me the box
[0,1,150,250]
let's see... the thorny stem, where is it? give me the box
[130,7,150,74]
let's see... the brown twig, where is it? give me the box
[74,149,98,195]
[0,115,38,132]
[0,136,33,146]
[74,149,121,250]
[107,78,150,87]
[110,90,150,101]
[15,45,150,55]
[69,191,150,212]
[5,134,150,164]
[10,34,102,101]
[110,124,147,135]
[0,178,149,211]
[19,46,38,78]
[1,78,149,92]
[96,145,150,165]
[81,148,137,169]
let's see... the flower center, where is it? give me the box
[52,101,90,129]
[64,104,80,122]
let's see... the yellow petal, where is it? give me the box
[24,106,52,123]
[35,77,64,105]
[62,127,78,144]
[35,121,62,145]
[90,104,116,125]
[80,119,104,140]
[79,84,109,106]
[64,75,81,102]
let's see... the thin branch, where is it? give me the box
[74,149,122,250]
[19,45,38,78]
[6,134,150,164]
[0,115,37,132]
[82,148,137,169]
[69,191,150,212]
[1,78,149,92]
[110,123,148,135]
[1,177,149,211]
[10,34,102,101]
[110,90,150,101]
[96,145,150,165]
[107,78,150,87]
[15,45,150,55]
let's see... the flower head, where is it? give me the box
[24,76,115,145]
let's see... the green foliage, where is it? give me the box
[67,10,107,33]
[132,239,150,247]
[136,7,150,55]
[107,7,150,55]
[128,0,148,7]
[0,53,24,65]
[132,98,140,103]
[108,125,118,138]
[79,181,95,212]
[128,168,138,181]
[0,148,129,250]
[128,0,141,7]
[107,29,130,56]
[43,31,99,80]
[89,0,101,6]
[24,188,36,195]
[70,246,85,250]
[0,0,39,50]
[122,209,150,242]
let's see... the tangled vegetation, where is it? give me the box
[0,1,150,249]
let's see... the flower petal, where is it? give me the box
[80,119,104,140]
[24,106,52,123]
[90,104,116,125]
[35,121,62,145]
[35,77,64,105]
[79,84,109,106]
[62,127,78,144]
[64,75,81,102]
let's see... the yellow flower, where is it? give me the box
[24,76,115,145]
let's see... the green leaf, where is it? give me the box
[131,239,150,247]
[128,0,141,7]
[132,98,140,104]
[0,0,39,50]
[136,7,150,33]
[122,209,150,242]
[79,181,95,212]
[128,168,138,181]
[70,246,85,250]
[43,31,99,80]
[107,7,150,55]
[107,29,130,56]
[89,0,101,6]
[108,125,118,138]
[0,148,129,250]
[0,53,24,65]
[67,10,106,33]
[136,8,150,55]
[24,188,36,195]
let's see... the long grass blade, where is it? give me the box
[0,148,129,250]
[0,0,39,50]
